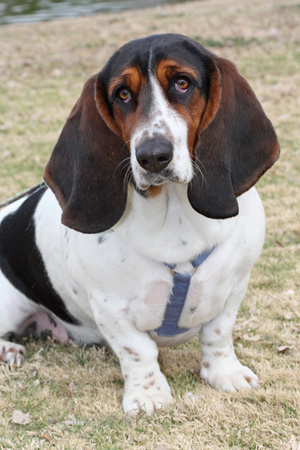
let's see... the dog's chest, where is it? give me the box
[65,187,239,336]
[128,258,230,336]
[65,225,232,342]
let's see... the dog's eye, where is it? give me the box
[174,78,190,93]
[118,88,132,103]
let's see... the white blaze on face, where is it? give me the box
[130,74,194,189]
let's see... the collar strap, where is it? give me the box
[154,247,215,337]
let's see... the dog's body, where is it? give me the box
[0,34,279,414]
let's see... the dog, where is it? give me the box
[0,34,279,414]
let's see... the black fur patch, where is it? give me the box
[0,186,79,325]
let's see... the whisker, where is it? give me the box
[113,157,131,178]
[123,139,131,151]
[123,165,133,193]
[191,156,207,188]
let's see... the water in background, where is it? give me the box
[0,0,192,25]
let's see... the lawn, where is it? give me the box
[0,0,299,448]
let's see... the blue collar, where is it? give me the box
[154,248,215,337]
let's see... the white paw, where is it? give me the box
[123,372,174,415]
[123,391,175,415]
[201,363,259,392]
[0,340,26,368]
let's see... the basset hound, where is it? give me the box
[0,34,279,414]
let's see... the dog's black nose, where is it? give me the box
[136,139,173,173]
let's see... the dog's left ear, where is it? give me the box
[188,52,280,219]
[44,75,128,233]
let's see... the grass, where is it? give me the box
[0,0,300,448]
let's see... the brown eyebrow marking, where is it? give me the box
[156,59,198,89]
[155,58,207,156]
[108,67,142,98]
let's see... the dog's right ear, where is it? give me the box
[44,75,129,234]
[188,46,279,219]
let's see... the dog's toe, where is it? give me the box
[0,340,26,367]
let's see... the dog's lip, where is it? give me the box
[137,172,172,188]
[138,177,186,191]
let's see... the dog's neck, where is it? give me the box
[114,183,235,265]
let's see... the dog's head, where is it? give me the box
[44,34,280,233]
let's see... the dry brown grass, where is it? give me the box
[0,0,299,448]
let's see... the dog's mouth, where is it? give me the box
[136,169,182,190]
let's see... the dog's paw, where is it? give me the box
[201,362,259,392]
[123,390,175,415]
[0,340,26,368]
[123,372,174,415]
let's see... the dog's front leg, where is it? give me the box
[199,284,259,392]
[90,296,174,415]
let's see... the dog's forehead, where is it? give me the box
[102,34,207,81]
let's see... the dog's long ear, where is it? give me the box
[44,75,128,233]
[188,51,280,219]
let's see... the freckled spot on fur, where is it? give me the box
[141,130,149,139]
[215,328,221,335]
[244,376,252,384]
[149,380,155,386]
[214,350,223,357]
[143,385,150,390]
[145,371,154,378]
[123,346,139,357]
[157,386,161,391]
[98,235,106,244]
[73,288,78,295]
[134,383,140,387]
[200,341,212,347]
[124,374,128,379]
[123,346,133,354]
[180,238,187,246]
[203,361,210,368]
[134,357,140,362]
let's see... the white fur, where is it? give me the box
[0,183,265,414]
